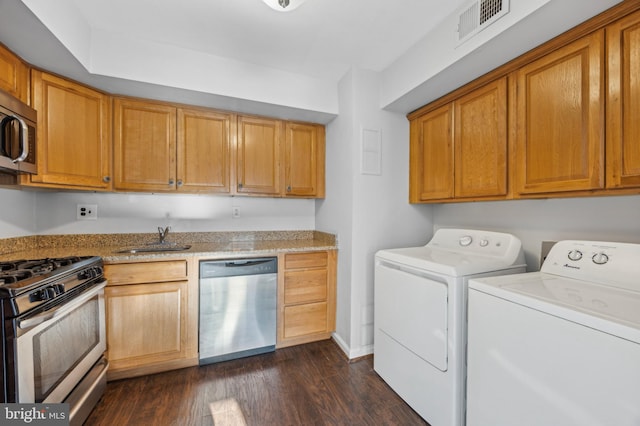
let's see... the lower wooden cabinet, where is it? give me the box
[277,250,337,348]
[103,259,198,380]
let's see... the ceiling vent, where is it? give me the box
[457,0,509,45]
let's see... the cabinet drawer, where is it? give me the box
[284,251,327,269]
[105,260,188,285]
[283,302,328,338]
[284,269,327,304]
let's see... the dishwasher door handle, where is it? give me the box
[224,259,274,268]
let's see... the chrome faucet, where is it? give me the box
[158,226,171,244]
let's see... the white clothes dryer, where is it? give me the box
[374,228,526,426]
[466,240,640,426]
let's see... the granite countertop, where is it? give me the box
[0,231,337,263]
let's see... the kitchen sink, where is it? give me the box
[116,244,192,254]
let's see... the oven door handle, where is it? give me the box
[17,280,107,332]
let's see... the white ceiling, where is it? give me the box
[69,0,468,82]
[0,0,625,122]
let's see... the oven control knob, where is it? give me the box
[592,252,609,265]
[459,236,473,246]
[567,250,583,261]
[479,239,489,247]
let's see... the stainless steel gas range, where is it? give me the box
[0,256,108,425]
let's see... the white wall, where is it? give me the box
[0,188,37,238]
[34,192,315,234]
[433,195,640,271]
[316,68,433,358]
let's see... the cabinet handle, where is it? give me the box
[177,179,183,187]
[103,176,111,183]
[287,185,291,192]
[238,182,243,189]
[169,179,175,185]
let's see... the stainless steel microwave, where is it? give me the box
[0,89,36,174]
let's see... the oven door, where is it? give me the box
[15,280,106,403]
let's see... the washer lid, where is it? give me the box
[376,246,524,277]
[469,273,640,344]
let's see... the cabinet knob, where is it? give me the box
[238,183,243,189]
[103,176,111,183]
[287,185,291,192]
[177,179,183,187]
[169,179,175,185]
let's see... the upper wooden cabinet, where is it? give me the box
[113,98,177,192]
[26,71,112,190]
[177,107,233,193]
[235,117,326,198]
[0,44,29,103]
[606,10,640,189]
[410,104,454,201]
[409,77,507,202]
[513,30,605,195]
[113,99,234,193]
[284,122,325,198]
[236,115,282,196]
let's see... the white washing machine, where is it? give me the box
[466,240,640,426]
[374,228,526,426]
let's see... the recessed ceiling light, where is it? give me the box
[261,0,307,12]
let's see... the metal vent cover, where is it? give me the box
[457,0,509,44]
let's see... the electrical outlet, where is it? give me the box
[77,204,98,220]
[232,206,240,219]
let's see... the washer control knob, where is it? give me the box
[592,252,609,265]
[479,239,489,247]
[459,236,473,247]
[567,250,583,261]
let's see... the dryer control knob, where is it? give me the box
[459,236,473,246]
[592,252,609,265]
[567,250,583,261]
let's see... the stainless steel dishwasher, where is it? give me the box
[199,257,277,365]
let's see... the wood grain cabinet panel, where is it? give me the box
[177,108,233,193]
[26,71,112,190]
[514,30,605,195]
[104,258,198,381]
[284,122,325,197]
[0,44,29,103]
[454,78,507,198]
[409,104,454,201]
[105,281,188,364]
[278,250,336,348]
[113,98,177,192]
[606,10,640,189]
[283,302,329,339]
[236,115,282,195]
[409,77,507,202]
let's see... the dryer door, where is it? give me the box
[375,261,448,371]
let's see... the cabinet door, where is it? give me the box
[0,45,29,103]
[177,108,233,193]
[114,98,176,191]
[236,115,281,195]
[606,11,640,189]
[409,104,454,202]
[283,122,325,197]
[514,30,604,195]
[454,77,508,198]
[29,71,112,190]
[105,281,189,370]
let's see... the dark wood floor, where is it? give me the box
[85,339,428,425]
